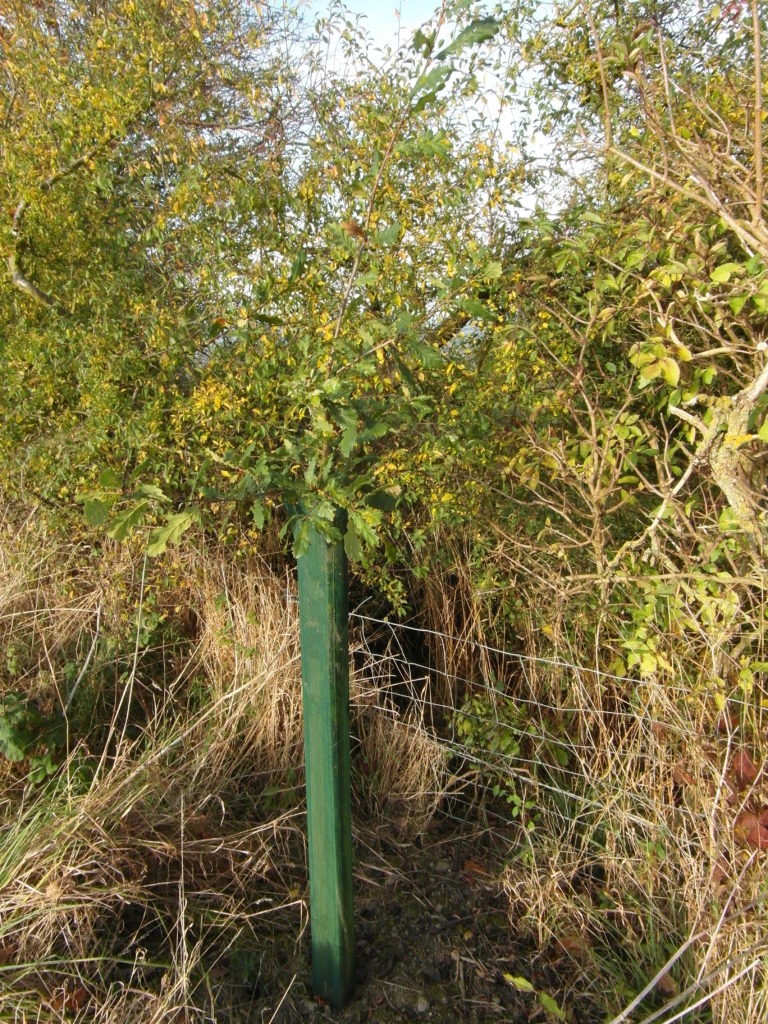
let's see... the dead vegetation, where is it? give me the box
[0,509,766,1023]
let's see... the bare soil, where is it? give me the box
[215,814,591,1024]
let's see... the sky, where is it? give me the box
[309,0,445,56]
[342,0,441,48]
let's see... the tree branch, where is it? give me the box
[751,0,764,229]
[581,0,612,149]
[7,141,109,313]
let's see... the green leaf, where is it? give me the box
[359,418,391,442]
[98,468,121,489]
[411,64,452,112]
[374,221,402,247]
[554,745,570,767]
[639,361,661,381]
[252,501,265,530]
[757,419,768,443]
[286,248,307,288]
[365,490,397,512]
[146,510,200,557]
[137,483,170,503]
[538,991,567,1020]
[292,520,310,560]
[718,507,739,533]
[412,27,436,56]
[411,341,443,368]
[436,17,500,59]
[481,259,502,281]
[624,248,647,270]
[84,498,108,527]
[0,698,30,762]
[344,521,363,562]
[553,249,571,273]
[340,421,358,458]
[658,357,680,386]
[504,974,535,992]
[108,500,149,542]
[710,262,742,283]
[729,294,748,315]
[462,298,496,322]
[251,313,285,326]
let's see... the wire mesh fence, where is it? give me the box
[349,609,712,831]
[346,607,768,1024]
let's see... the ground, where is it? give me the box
[215,814,586,1024]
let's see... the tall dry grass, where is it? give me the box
[0,514,450,1021]
[1,501,766,1022]
[407,536,768,1024]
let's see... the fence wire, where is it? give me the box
[347,611,722,839]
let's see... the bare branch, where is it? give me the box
[6,250,59,309]
[751,0,764,228]
[668,405,707,435]
[581,0,611,149]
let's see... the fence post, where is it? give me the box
[296,510,354,1007]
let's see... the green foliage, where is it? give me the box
[0,692,64,783]
[455,693,539,825]
[2,0,766,690]
[1,0,526,560]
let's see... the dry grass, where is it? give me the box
[1,506,766,1022]
[0,519,454,1021]
[498,665,768,1024]
[0,518,311,1021]
[411,547,768,1024]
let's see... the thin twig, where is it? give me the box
[581,0,611,148]
[751,0,763,228]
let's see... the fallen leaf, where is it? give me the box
[731,750,760,787]
[49,987,89,1014]
[711,857,730,886]
[66,987,89,1013]
[673,764,695,787]
[463,859,488,884]
[555,930,590,956]
[734,812,768,850]
[651,721,668,741]
[746,825,768,850]
[656,972,677,995]
[716,712,739,736]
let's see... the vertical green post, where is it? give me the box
[297,511,354,1008]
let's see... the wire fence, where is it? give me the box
[346,606,768,1024]
[346,609,721,838]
